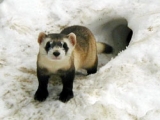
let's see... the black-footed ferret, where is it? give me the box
[34,25,113,102]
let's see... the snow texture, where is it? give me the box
[0,0,160,120]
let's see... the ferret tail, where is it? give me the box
[96,42,113,54]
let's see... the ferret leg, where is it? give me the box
[87,56,98,75]
[59,69,75,102]
[34,71,50,102]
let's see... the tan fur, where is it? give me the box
[37,53,71,74]
[61,26,97,71]
[96,42,107,54]
[37,25,112,73]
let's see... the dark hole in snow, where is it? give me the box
[104,18,133,55]
[90,18,133,68]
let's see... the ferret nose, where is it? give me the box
[53,51,60,57]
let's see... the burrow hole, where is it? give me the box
[103,18,133,56]
[93,18,133,67]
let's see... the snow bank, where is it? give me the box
[0,0,160,119]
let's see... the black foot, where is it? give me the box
[59,91,74,103]
[34,89,48,102]
[87,68,97,75]
[87,56,98,75]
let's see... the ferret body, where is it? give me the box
[34,25,112,102]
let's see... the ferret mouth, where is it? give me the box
[51,56,62,60]
[47,55,63,61]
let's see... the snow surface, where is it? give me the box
[0,0,160,120]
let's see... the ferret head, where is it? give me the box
[37,32,76,61]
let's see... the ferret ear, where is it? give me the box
[38,32,46,44]
[68,33,76,46]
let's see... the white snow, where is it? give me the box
[0,0,160,120]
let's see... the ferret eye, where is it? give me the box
[63,42,67,49]
[45,42,51,52]
[63,42,69,52]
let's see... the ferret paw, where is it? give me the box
[34,89,48,102]
[59,91,74,103]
